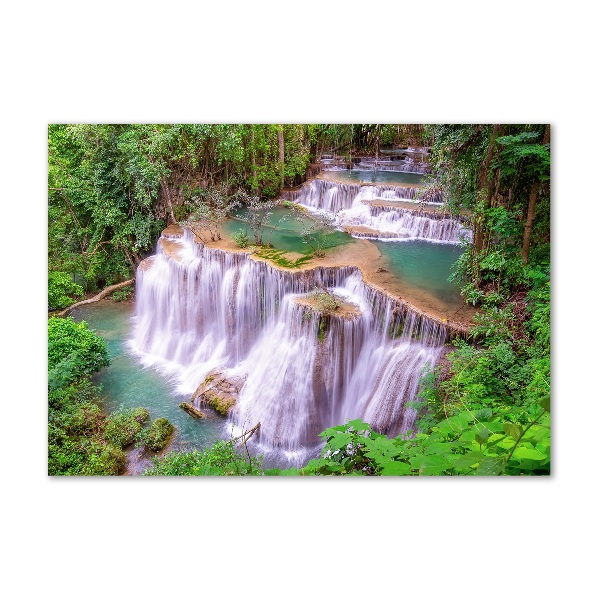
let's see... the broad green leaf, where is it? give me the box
[512,447,548,461]
[410,454,452,475]
[451,451,485,469]
[475,456,506,476]
[503,423,523,441]
[328,433,353,450]
[423,442,455,456]
[436,414,472,436]
[475,428,492,445]
[380,462,413,476]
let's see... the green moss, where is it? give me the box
[140,418,174,452]
[82,443,127,475]
[308,288,341,312]
[104,407,150,448]
[317,317,329,343]
[255,247,313,269]
[205,392,236,416]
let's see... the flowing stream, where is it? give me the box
[70,301,226,453]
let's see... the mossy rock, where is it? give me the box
[191,370,242,416]
[141,418,174,452]
[205,391,236,417]
[105,407,150,448]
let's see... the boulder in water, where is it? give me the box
[191,370,245,416]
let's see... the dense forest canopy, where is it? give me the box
[48,123,550,476]
[48,124,429,297]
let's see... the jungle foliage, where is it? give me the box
[48,123,551,476]
[48,317,174,475]
[48,124,424,299]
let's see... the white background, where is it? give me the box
[1,1,597,598]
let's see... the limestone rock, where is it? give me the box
[191,370,245,416]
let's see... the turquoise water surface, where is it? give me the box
[374,240,464,306]
[324,170,425,186]
[70,301,227,453]
[223,206,353,254]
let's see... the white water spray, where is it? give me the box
[132,229,447,464]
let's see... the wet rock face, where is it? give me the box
[191,371,245,416]
[162,224,185,238]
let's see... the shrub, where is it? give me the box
[48,271,84,310]
[140,418,174,452]
[112,285,133,302]
[48,317,109,389]
[104,407,150,448]
[143,440,262,476]
[231,228,249,248]
[82,443,127,476]
[308,288,341,312]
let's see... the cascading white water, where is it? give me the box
[282,178,427,212]
[338,204,473,243]
[132,229,447,465]
[282,178,472,244]
[354,159,431,174]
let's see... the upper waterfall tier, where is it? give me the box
[281,176,434,212]
[281,176,472,244]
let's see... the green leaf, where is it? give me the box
[451,451,485,469]
[327,432,353,451]
[409,454,452,475]
[364,436,400,458]
[474,456,506,476]
[475,428,492,446]
[380,462,413,476]
[423,442,455,456]
[435,413,472,436]
[503,423,523,441]
[511,447,548,461]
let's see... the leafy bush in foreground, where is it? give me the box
[48,317,109,389]
[143,440,261,476]
[48,271,84,310]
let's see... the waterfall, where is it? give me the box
[338,204,473,243]
[281,178,427,212]
[354,160,432,174]
[281,178,472,244]
[132,229,447,465]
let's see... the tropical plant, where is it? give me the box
[48,317,109,389]
[48,271,84,310]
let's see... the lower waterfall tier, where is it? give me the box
[133,229,448,464]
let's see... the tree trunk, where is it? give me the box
[522,125,550,265]
[55,279,135,317]
[522,180,539,265]
[251,126,258,193]
[278,125,285,189]
[161,179,176,224]
[473,125,502,251]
